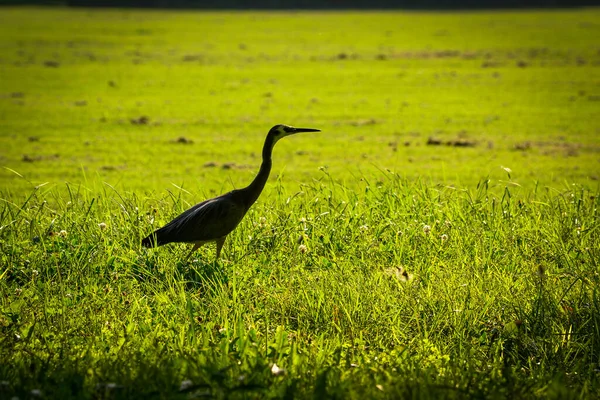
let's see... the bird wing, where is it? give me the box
[152,195,247,244]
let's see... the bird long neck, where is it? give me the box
[242,134,276,209]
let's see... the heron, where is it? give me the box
[141,124,320,260]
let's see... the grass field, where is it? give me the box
[1,6,599,399]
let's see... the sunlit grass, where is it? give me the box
[1,172,599,398]
[1,7,599,196]
[0,6,599,399]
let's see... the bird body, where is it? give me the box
[142,124,320,260]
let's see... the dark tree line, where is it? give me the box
[2,0,599,8]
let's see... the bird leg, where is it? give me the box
[186,241,206,260]
[215,237,226,260]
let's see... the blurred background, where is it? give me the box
[2,0,599,8]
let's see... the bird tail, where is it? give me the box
[141,234,156,248]
[141,232,164,248]
[142,224,180,248]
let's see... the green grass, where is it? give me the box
[1,6,599,399]
[1,7,599,195]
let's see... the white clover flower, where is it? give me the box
[32,269,39,276]
[441,234,448,241]
[59,230,68,237]
[423,225,431,234]
[271,363,285,376]
[179,380,193,391]
[257,216,267,228]
[298,244,308,254]
[98,222,107,230]
[359,225,369,232]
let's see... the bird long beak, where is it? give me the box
[291,127,321,134]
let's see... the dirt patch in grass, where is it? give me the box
[22,154,60,162]
[130,116,150,125]
[427,137,477,147]
[100,165,126,171]
[43,60,60,68]
[173,137,193,144]
[349,118,377,127]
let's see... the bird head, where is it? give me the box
[268,124,320,143]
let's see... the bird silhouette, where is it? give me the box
[142,124,320,260]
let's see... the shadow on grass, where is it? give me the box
[180,258,230,292]
[132,249,230,292]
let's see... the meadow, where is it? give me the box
[0,6,599,399]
